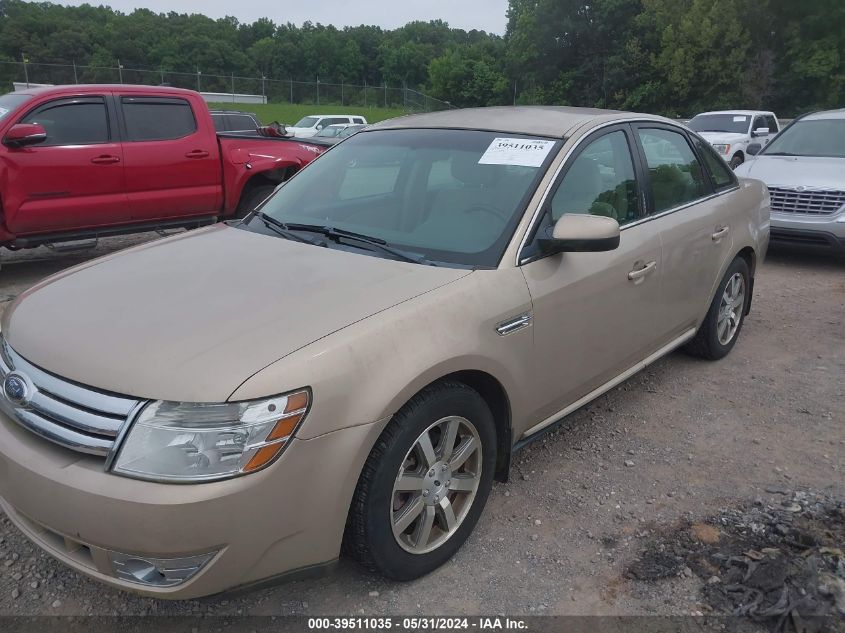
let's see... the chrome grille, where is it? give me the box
[0,340,141,458]
[768,187,845,215]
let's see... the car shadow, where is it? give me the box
[764,243,845,271]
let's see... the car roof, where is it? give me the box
[693,110,775,117]
[802,109,845,121]
[368,106,668,139]
[12,84,197,98]
[309,114,359,118]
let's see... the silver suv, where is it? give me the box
[736,109,845,251]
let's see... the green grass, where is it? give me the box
[207,102,410,126]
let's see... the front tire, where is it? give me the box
[345,382,496,580]
[685,257,750,360]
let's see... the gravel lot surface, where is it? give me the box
[0,234,842,618]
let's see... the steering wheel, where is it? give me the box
[461,204,509,223]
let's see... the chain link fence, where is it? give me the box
[0,61,456,111]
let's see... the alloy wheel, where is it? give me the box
[717,272,745,345]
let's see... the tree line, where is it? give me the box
[0,0,842,117]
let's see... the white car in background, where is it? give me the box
[688,110,779,169]
[289,114,368,137]
[735,109,845,252]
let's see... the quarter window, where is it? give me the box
[121,97,197,141]
[637,128,708,213]
[21,98,109,146]
[549,130,640,226]
[694,138,737,190]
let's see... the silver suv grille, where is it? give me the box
[0,340,141,458]
[768,187,845,215]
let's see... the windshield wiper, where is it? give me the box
[763,151,797,156]
[257,213,324,246]
[283,223,436,265]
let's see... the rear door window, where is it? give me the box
[121,97,197,141]
[636,128,709,213]
[21,97,110,146]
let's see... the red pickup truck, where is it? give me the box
[0,85,328,249]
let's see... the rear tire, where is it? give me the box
[345,382,496,580]
[685,257,750,360]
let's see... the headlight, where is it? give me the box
[712,143,730,155]
[112,389,309,482]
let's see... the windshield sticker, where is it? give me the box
[733,116,748,122]
[478,138,556,168]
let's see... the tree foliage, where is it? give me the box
[0,0,842,115]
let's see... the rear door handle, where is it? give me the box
[628,260,657,282]
[712,226,730,241]
[185,150,210,159]
[91,155,120,165]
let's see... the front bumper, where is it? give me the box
[770,211,845,250]
[0,408,384,598]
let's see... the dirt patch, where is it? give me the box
[627,492,845,630]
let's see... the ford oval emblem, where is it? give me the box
[3,374,30,406]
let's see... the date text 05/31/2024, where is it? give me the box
[307,617,529,630]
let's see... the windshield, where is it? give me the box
[340,125,365,137]
[688,114,750,134]
[294,116,319,128]
[761,118,845,158]
[250,128,559,267]
[0,93,33,122]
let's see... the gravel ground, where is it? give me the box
[0,235,842,618]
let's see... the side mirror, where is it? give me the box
[316,124,324,131]
[746,143,762,156]
[539,214,620,255]
[752,127,769,137]
[3,123,47,148]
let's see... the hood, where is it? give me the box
[697,132,748,144]
[735,155,845,188]
[3,225,470,402]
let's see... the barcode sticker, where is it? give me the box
[478,138,556,167]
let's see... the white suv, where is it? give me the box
[735,109,845,252]
[688,110,780,169]
[289,114,368,138]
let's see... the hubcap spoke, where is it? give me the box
[440,418,460,461]
[448,473,477,492]
[395,473,426,492]
[449,436,477,470]
[393,496,424,536]
[413,505,436,548]
[437,496,457,532]
[417,431,437,468]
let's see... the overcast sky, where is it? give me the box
[52,0,510,34]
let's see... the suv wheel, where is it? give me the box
[345,382,496,580]
[685,257,750,360]
[729,153,744,169]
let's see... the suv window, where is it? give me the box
[121,97,197,141]
[637,128,708,213]
[550,130,640,225]
[22,97,109,146]
[693,137,737,190]
[353,117,364,124]
[323,117,349,128]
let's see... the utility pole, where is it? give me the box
[316,76,320,106]
[261,75,266,103]
[196,67,201,92]
[513,80,517,106]
[231,72,235,102]
[117,59,123,83]
[73,59,78,84]
[341,80,344,106]
[160,67,165,85]
[364,78,367,108]
[290,78,293,104]
[21,52,29,88]
[384,81,387,108]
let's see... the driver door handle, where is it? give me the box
[628,261,657,281]
[185,150,210,159]
[712,226,730,241]
[91,155,120,165]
